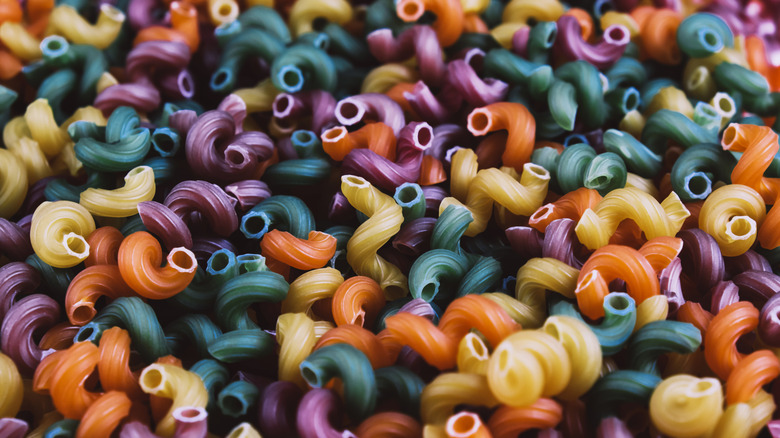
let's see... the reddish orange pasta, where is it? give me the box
[32,349,68,393]
[65,265,136,326]
[133,1,200,52]
[636,236,683,273]
[49,341,101,419]
[487,399,563,438]
[528,188,602,232]
[260,230,337,272]
[98,327,142,399]
[382,312,458,370]
[331,276,386,327]
[676,302,713,334]
[418,155,447,185]
[704,301,759,380]
[314,325,398,369]
[0,0,23,23]
[117,231,198,300]
[75,391,132,438]
[725,350,780,405]
[321,123,397,161]
[632,7,682,65]
[467,102,536,171]
[575,245,659,319]
[462,14,488,34]
[395,0,464,47]
[355,412,423,438]
[745,35,771,84]
[84,226,124,266]
[39,322,79,350]
[438,295,519,348]
[0,50,23,79]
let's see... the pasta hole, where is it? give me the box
[420,283,438,301]
[178,407,204,419]
[209,251,231,272]
[300,365,320,386]
[606,26,628,44]
[64,233,89,258]
[467,335,487,358]
[226,148,247,165]
[218,3,232,17]
[525,164,549,178]
[153,133,176,153]
[498,349,510,370]
[396,184,421,204]
[716,96,733,113]
[468,111,491,134]
[339,102,359,120]
[702,30,720,47]
[143,368,164,389]
[607,294,631,311]
[623,90,639,111]
[274,95,292,114]
[322,127,346,141]
[399,0,422,19]
[726,216,755,240]
[179,74,194,97]
[72,305,96,325]
[292,130,315,145]
[281,67,303,89]
[384,285,406,300]
[686,173,711,197]
[415,125,433,147]
[449,412,479,435]
[212,70,230,87]
[220,395,246,415]
[169,248,196,272]
[353,314,364,327]
[242,214,268,236]
[722,125,738,148]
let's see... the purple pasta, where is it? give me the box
[157,69,195,100]
[0,418,28,438]
[367,25,446,86]
[553,16,630,69]
[541,218,583,268]
[164,181,239,237]
[597,417,632,438]
[725,250,772,277]
[505,226,544,260]
[172,407,208,438]
[0,262,41,320]
[421,186,447,217]
[272,91,338,134]
[708,281,739,314]
[769,420,780,438]
[335,93,406,136]
[341,121,432,192]
[512,26,531,57]
[394,346,439,380]
[119,422,160,438]
[185,111,275,183]
[126,41,191,82]
[731,270,780,307]
[445,53,509,107]
[0,218,33,261]
[659,257,685,315]
[399,298,436,321]
[20,177,55,216]
[328,191,356,223]
[392,217,437,257]
[169,110,198,139]
[296,388,354,438]
[760,293,780,348]
[276,136,298,161]
[612,0,639,11]
[0,294,59,373]
[428,124,470,161]
[538,429,564,438]
[678,228,725,298]
[127,0,162,29]
[225,180,272,211]
[259,381,303,438]
[217,94,247,135]
[137,201,193,250]
[94,82,161,115]
[402,80,461,124]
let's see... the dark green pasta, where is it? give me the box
[456,256,502,297]
[713,62,769,98]
[235,6,291,43]
[605,87,640,119]
[671,143,736,201]
[602,129,662,178]
[190,359,230,411]
[236,254,268,274]
[165,314,223,359]
[583,152,627,195]
[207,329,275,363]
[74,106,151,172]
[641,109,718,154]
[67,120,104,142]
[484,49,554,95]
[375,366,426,418]
[587,370,662,418]
[44,419,79,438]
[408,249,471,302]
[263,158,331,187]
[549,293,636,356]
[210,28,285,93]
[44,172,111,203]
[394,182,426,223]
[25,254,75,301]
[364,0,408,33]
[627,320,702,375]
[40,35,108,102]
[141,156,180,183]
[217,381,260,418]
[324,225,355,252]
[169,249,239,311]
[606,57,647,89]
[527,21,557,65]
[553,61,605,129]
[431,205,473,255]
[37,69,76,123]
[548,79,578,131]
[555,143,595,193]
[240,195,315,240]
[215,271,289,330]
[119,215,148,236]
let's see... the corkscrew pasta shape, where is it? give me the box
[30,201,96,268]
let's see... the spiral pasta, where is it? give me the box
[0,352,23,418]
[649,375,723,437]
[79,166,156,217]
[139,363,208,436]
[117,231,197,299]
[30,201,96,268]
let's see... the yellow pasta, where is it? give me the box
[711,403,751,438]
[46,4,125,49]
[600,12,639,38]
[25,99,70,159]
[699,184,766,257]
[63,106,108,128]
[0,148,28,219]
[281,268,344,315]
[277,312,331,388]
[361,64,419,94]
[575,188,690,250]
[139,364,208,437]
[423,424,447,438]
[226,422,263,438]
[461,0,489,14]
[745,390,775,437]
[288,0,353,37]
[541,316,601,400]
[684,65,717,101]
[0,352,23,418]
[80,166,156,217]
[515,258,579,328]
[625,172,660,199]
[649,375,723,437]
[0,22,42,61]
[481,293,539,328]
[491,0,564,47]
[634,295,669,332]
[96,72,120,94]
[440,163,550,236]
[644,86,695,119]
[619,110,646,138]
[341,175,408,299]
[245,0,274,6]
[52,142,83,177]
[9,137,53,184]
[420,373,500,425]
[457,333,490,376]
[710,92,737,130]
[449,148,479,203]
[31,201,97,268]
[208,0,239,26]
[234,80,279,114]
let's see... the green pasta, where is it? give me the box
[240,195,315,240]
[527,21,558,65]
[588,370,662,418]
[215,270,289,330]
[236,253,268,274]
[25,254,76,301]
[119,215,148,236]
[37,69,77,123]
[627,320,702,375]
[151,127,181,158]
[40,35,108,102]
[165,314,223,359]
[670,143,736,201]
[43,419,79,438]
[408,249,471,302]
[271,44,337,93]
[169,249,239,311]
[556,143,596,193]
[375,366,426,418]
[394,182,426,223]
[484,49,554,95]
[190,359,230,412]
[321,23,370,63]
[602,129,662,178]
[606,57,648,90]
[641,109,718,154]
[211,28,285,93]
[713,62,770,98]
[548,79,578,131]
[263,158,331,187]
[583,152,627,195]
[67,120,104,142]
[74,106,151,172]
[676,13,733,58]
[431,205,474,255]
[44,172,112,203]
[553,60,605,129]
[692,102,722,135]
[605,87,641,119]
[217,381,260,418]
[549,293,636,356]
[235,6,291,43]
[456,256,502,297]
[207,329,275,363]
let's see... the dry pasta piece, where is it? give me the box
[84,227,124,266]
[139,363,207,436]
[98,327,142,398]
[637,236,683,273]
[49,342,101,419]
[133,2,199,52]
[276,312,332,388]
[0,352,23,418]
[314,324,398,369]
[487,399,563,438]
[528,188,602,233]
[355,412,422,438]
[383,312,458,370]
[438,295,519,348]
[65,265,135,326]
[395,0,464,47]
[331,276,386,327]
[705,302,759,380]
[633,7,682,65]
[117,231,197,300]
[699,184,766,256]
[260,230,337,272]
[321,123,397,161]
[30,201,96,268]
[467,102,536,171]
[725,350,780,405]
[446,411,491,438]
[75,391,131,438]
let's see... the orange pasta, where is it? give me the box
[386,82,419,117]
[676,302,713,334]
[462,14,488,34]
[745,35,771,83]
[133,2,199,52]
[382,312,458,370]
[528,188,602,232]
[75,391,131,438]
[117,231,197,300]
[467,102,536,171]
[632,7,682,65]
[704,301,759,380]
[98,327,142,399]
[49,342,101,419]
[84,226,124,266]
[636,236,683,273]
[0,0,23,23]
[39,322,79,350]
[447,411,492,438]
[331,276,385,327]
[65,265,136,326]
[260,230,337,271]
[321,123,397,161]
[575,245,658,319]
[438,295,519,348]
[419,155,447,185]
[355,412,423,438]
[0,49,22,80]
[725,350,780,405]
[32,349,67,393]
[487,399,563,438]
[27,0,52,23]
[395,0,464,47]
[562,8,593,40]
[314,325,399,369]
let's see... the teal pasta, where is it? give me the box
[236,253,268,274]
[375,366,426,418]
[526,21,558,65]
[394,182,426,224]
[37,69,77,123]
[44,173,111,203]
[605,86,641,119]
[670,143,736,201]
[534,143,626,195]
[676,13,733,58]
[713,62,770,98]
[549,293,636,356]
[584,153,627,196]
[211,28,285,93]
[321,22,370,63]
[549,61,606,130]
[40,35,108,102]
[190,359,230,411]
[44,419,80,438]
[240,195,315,240]
[587,370,662,418]
[299,344,377,421]
[602,129,661,178]
[483,49,554,97]
[606,57,647,90]
[74,106,151,172]
[408,249,471,302]
[271,44,337,93]
[693,102,722,135]
[165,314,223,359]
[25,254,76,301]
[430,205,474,256]
[456,256,502,297]
[641,109,718,153]
[215,270,289,330]
[169,249,239,311]
[262,158,331,187]
[233,6,291,42]
[207,329,275,363]
[217,381,260,418]
[151,127,181,157]
[627,320,701,375]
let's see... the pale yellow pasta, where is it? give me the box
[461,0,490,14]
[281,268,344,315]
[684,65,717,101]
[625,172,660,199]
[276,312,332,388]
[25,99,70,159]
[575,188,690,250]
[234,80,279,114]
[8,137,52,183]
[487,330,571,407]
[245,0,273,6]
[208,0,239,26]
[457,333,490,375]
[491,0,564,47]
[226,422,263,438]
[0,22,41,61]
[440,163,550,236]
[746,390,775,437]
[96,72,120,94]
[139,364,208,437]
[710,92,737,130]
[267,117,297,139]
[448,148,479,203]
[80,166,156,217]
[30,201,96,268]
[361,64,419,94]
[619,110,645,138]
[645,86,694,119]
[0,352,23,418]
[649,375,723,437]
[3,116,32,147]
[51,142,83,177]
[541,316,601,400]
[481,293,539,328]
[46,4,125,49]
[62,106,108,128]
[600,12,639,38]
[515,258,579,328]
[420,373,500,425]
[634,295,669,332]
[423,424,447,438]
[288,0,353,37]
[0,148,28,219]
[699,184,766,257]
[341,175,408,299]
[711,403,751,438]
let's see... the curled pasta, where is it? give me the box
[75,391,131,438]
[705,302,759,380]
[0,352,22,418]
[699,184,766,257]
[139,363,208,436]
[30,201,96,268]
[46,4,125,49]
[331,276,385,327]
[79,166,156,217]
[515,257,579,327]
[276,312,325,388]
[649,375,723,437]
[420,373,499,425]
[65,265,135,326]
[0,148,27,219]
[118,231,197,299]
[281,268,344,316]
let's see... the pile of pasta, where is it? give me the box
[4,0,780,436]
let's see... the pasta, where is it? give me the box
[649,375,723,437]
[0,352,23,418]
[139,363,208,436]
[699,184,766,256]
[117,231,197,299]
[79,166,156,217]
